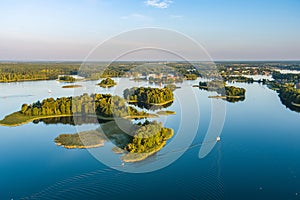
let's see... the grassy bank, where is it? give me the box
[62,84,83,88]
[55,130,105,149]
[156,110,176,115]
[0,112,73,127]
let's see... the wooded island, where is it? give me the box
[97,77,117,88]
[0,93,156,126]
[123,87,174,105]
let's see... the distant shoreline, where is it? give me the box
[208,95,245,99]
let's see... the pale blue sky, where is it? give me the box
[0,0,299,60]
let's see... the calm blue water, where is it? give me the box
[0,79,300,200]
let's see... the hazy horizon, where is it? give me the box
[1,0,300,61]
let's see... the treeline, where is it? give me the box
[123,87,174,104]
[20,93,145,118]
[0,61,203,82]
[82,62,202,79]
[125,120,173,153]
[166,62,201,78]
[80,62,141,79]
[0,62,79,82]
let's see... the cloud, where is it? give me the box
[145,0,173,9]
[120,14,152,21]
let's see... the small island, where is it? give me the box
[156,110,176,116]
[97,77,117,88]
[58,75,77,82]
[122,120,173,162]
[62,84,82,88]
[54,120,174,162]
[123,87,174,106]
[199,80,246,102]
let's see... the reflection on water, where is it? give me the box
[279,96,300,113]
[128,101,173,111]
[226,96,245,103]
[33,116,110,125]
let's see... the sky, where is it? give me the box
[0,0,299,61]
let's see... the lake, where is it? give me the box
[0,78,300,200]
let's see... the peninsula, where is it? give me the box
[199,80,246,102]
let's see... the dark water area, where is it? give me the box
[0,78,300,200]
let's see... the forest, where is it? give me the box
[223,86,246,97]
[272,71,300,83]
[125,120,173,154]
[277,84,300,112]
[19,93,147,118]
[59,75,76,82]
[123,87,174,105]
[0,61,202,82]
[0,62,79,82]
